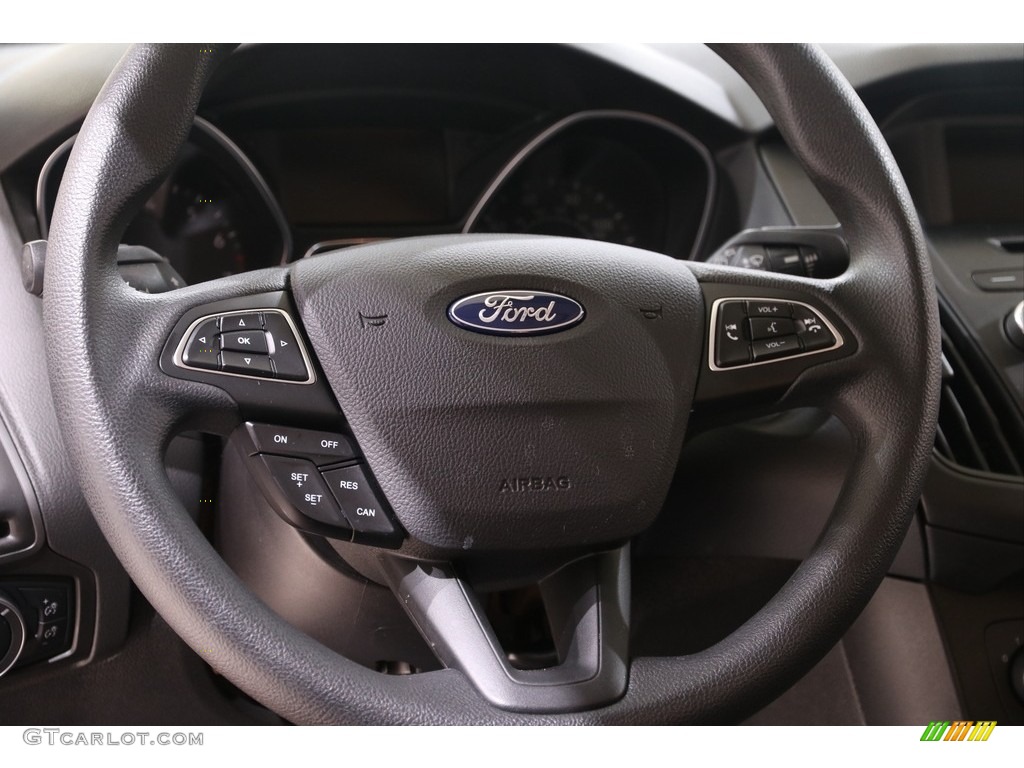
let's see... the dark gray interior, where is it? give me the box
[0,43,1021,725]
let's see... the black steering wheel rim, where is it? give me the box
[42,43,941,724]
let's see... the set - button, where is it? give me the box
[181,310,310,382]
[713,298,839,369]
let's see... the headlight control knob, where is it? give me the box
[0,593,27,677]
[1005,300,1024,352]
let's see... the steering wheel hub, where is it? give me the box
[291,235,704,551]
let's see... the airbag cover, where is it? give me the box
[291,235,703,551]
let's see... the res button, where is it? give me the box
[321,464,399,543]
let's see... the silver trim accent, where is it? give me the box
[462,109,717,261]
[303,237,389,259]
[46,646,77,664]
[707,297,845,372]
[172,309,316,385]
[35,117,292,265]
[1013,300,1024,338]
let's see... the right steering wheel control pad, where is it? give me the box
[712,298,841,369]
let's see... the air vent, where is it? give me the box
[989,237,1024,254]
[935,307,1024,477]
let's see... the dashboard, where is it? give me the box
[14,47,720,286]
[0,43,1021,726]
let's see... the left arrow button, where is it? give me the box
[182,319,221,369]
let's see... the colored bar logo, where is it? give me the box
[920,721,997,741]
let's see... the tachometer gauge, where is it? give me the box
[155,169,249,282]
[36,117,291,286]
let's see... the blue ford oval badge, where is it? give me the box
[448,291,585,336]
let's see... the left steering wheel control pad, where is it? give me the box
[159,290,341,423]
[176,308,312,382]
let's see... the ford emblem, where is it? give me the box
[447,290,585,336]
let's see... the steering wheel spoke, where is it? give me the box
[381,546,630,713]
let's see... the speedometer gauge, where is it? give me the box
[466,111,715,259]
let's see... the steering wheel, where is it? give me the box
[42,43,940,723]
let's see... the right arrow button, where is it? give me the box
[265,312,311,381]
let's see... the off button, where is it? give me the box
[321,464,398,542]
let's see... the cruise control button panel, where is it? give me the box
[174,308,313,383]
[240,423,403,547]
[711,297,841,370]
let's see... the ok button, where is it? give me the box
[221,330,268,354]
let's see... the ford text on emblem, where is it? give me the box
[447,291,586,336]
